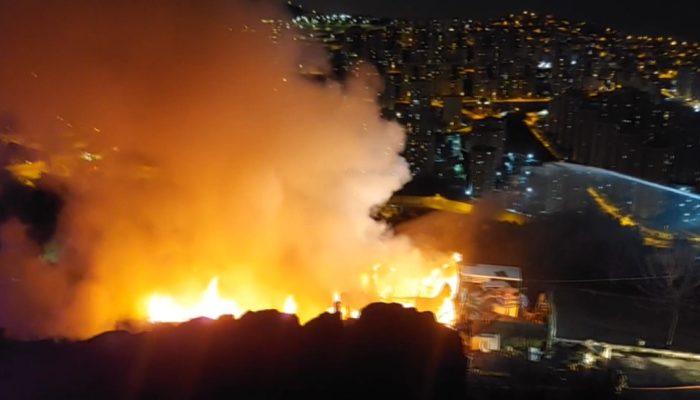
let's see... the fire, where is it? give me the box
[146,279,302,322]
[326,292,361,319]
[436,297,456,326]
[368,256,460,303]
[0,0,472,339]
[146,253,463,326]
[282,295,297,315]
[147,277,243,323]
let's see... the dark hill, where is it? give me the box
[0,303,467,400]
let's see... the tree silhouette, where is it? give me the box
[641,239,700,348]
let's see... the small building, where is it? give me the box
[456,264,523,326]
[457,265,549,353]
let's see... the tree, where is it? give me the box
[641,238,700,348]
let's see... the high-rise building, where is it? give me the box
[465,117,506,196]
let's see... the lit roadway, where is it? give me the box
[385,194,527,224]
[430,98,562,159]
[429,97,552,108]
[385,185,694,247]
[389,194,473,214]
[397,97,698,248]
[523,112,565,161]
[587,187,700,248]
[462,97,551,105]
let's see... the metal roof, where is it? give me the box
[460,264,522,282]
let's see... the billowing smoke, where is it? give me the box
[0,0,436,338]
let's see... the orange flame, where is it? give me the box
[282,295,297,315]
[147,277,243,323]
[146,252,463,327]
[436,297,456,326]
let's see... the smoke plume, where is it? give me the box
[0,0,433,338]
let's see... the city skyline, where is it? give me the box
[1,2,700,397]
[296,0,700,40]
[292,9,700,195]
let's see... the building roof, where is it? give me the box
[460,264,522,282]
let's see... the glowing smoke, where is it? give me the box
[0,0,433,338]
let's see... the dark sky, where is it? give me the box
[297,0,700,40]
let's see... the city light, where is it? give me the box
[537,61,552,69]
[3,2,700,397]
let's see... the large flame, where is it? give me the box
[282,295,298,315]
[0,1,464,338]
[146,252,463,326]
[436,297,457,326]
[147,277,243,323]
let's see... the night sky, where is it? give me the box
[297,0,700,40]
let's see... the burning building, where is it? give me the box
[455,264,523,328]
[0,0,465,338]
